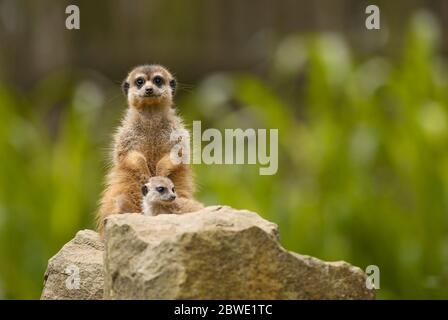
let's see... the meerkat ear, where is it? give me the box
[122,81,130,96]
[169,79,177,96]
[141,185,148,196]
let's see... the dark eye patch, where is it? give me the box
[141,185,149,196]
[153,76,164,87]
[156,186,165,193]
[135,77,145,88]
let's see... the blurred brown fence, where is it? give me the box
[0,0,447,86]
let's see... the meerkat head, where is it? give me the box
[141,176,176,204]
[122,64,177,109]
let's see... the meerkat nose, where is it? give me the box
[145,87,153,95]
[169,194,176,201]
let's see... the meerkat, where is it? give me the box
[97,64,194,233]
[142,176,204,216]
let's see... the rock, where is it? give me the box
[103,206,375,299]
[41,230,104,300]
[40,207,375,300]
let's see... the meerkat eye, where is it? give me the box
[153,76,164,87]
[156,186,165,193]
[135,77,145,88]
[172,187,175,193]
[141,185,149,196]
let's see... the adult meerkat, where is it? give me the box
[141,176,204,216]
[97,64,194,233]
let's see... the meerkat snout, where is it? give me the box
[144,87,154,96]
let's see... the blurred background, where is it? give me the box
[1,0,448,299]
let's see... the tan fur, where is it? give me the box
[146,197,205,216]
[96,65,194,233]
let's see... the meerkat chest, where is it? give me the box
[135,117,172,152]
[144,202,176,216]
[115,110,182,169]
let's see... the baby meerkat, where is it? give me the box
[142,176,204,216]
[97,64,194,233]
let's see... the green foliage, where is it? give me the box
[1,12,448,299]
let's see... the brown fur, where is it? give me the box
[96,65,194,233]
[145,197,205,216]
